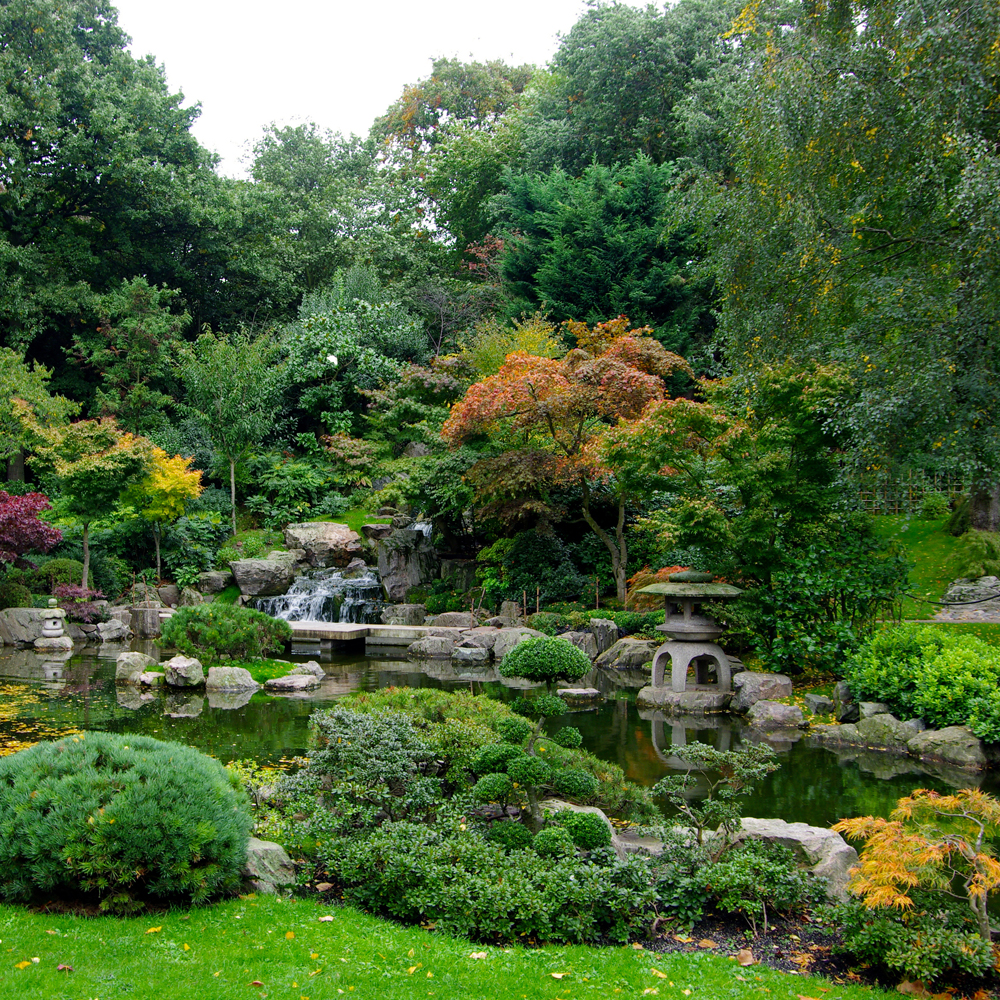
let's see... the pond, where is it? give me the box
[1,642,995,829]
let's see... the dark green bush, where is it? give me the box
[495,715,532,744]
[473,772,513,804]
[0,732,251,912]
[471,743,526,775]
[508,755,551,787]
[0,580,31,609]
[486,820,533,851]
[159,603,292,662]
[533,825,575,858]
[554,768,599,801]
[552,726,583,749]
[499,636,591,690]
[948,496,971,536]
[30,557,86,591]
[554,810,612,850]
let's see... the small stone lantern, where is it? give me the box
[34,598,73,651]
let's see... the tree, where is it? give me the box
[442,318,692,601]
[124,448,203,578]
[179,332,285,534]
[29,419,152,587]
[694,0,1000,522]
[0,349,78,478]
[0,491,62,564]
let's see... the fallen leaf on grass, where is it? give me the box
[736,950,755,966]
[673,934,692,943]
[249,981,264,987]
[285,931,295,939]
[309,968,322,977]
[57,963,73,972]
[317,916,334,922]
[643,990,659,996]
[45,929,57,935]
[896,981,952,1000]
[183,944,190,951]
[551,972,570,979]
[650,968,668,979]
[311,952,319,960]
[469,952,487,960]
[315,883,333,892]
[632,942,644,949]
[145,926,162,934]
[697,939,717,949]
[14,961,30,970]
[796,995,823,1000]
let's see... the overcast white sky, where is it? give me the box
[112,0,653,177]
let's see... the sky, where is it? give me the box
[112,0,653,178]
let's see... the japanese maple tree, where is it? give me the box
[0,491,62,564]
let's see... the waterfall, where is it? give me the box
[255,567,386,624]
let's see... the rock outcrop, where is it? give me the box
[376,529,440,601]
[205,666,259,692]
[595,637,659,670]
[746,700,805,729]
[284,522,362,568]
[230,558,295,597]
[731,672,793,712]
[163,654,205,687]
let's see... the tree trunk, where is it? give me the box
[970,483,1000,532]
[580,479,629,603]
[6,449,24,481]
[229,456,237,536]
[81,522,90,590]
[154,523,161,580]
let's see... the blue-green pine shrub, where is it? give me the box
[0,733,251,912]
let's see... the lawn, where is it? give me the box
[0,895,887,1000]
[320,507,392,536]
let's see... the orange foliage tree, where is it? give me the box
[833,788,1000,942]
[442,317,692,601]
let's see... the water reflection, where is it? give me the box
[0,647,997,826]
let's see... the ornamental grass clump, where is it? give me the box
[159,602,292,662]
[0,732,252,912]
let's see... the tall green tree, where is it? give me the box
[179,332,285,533]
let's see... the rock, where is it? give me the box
[163,692,204,718]
[126,583,161,605]
[391,514,414,529]
[431,610,480,628]
[178,587,204,607]
[407,636,455,659]
[163,654,205,687]
[731,672,794,712]
[205,666,259,692]
[493,627,544,662]
[539,798,614,837]
[440,558,477,592]
[157,584,181,607]
[361,523,393,541]
[0,608,55,646]
[116,651,156,682]
[560,631,599,660]
[33,635,74,650]
[484,615,517,628]
[376,505,399,516]
[637,686,732,713]
[283,522,363,568]
[452,645,490,665]
[499,600,523,622]
[859,701,893,719]
[106,606,133,629]
[376,529,440,602]
[594,637,659,670]
[137,671,164,686]
[588,618,618,655]
[196,570,235,594]
[96,619,131,642]
[230,559,295,597]
[854,713,919,749]
[131,606,165,639]
[730,818,859,902]
[833,681,859,723]
[380,603,427,626]
[341,557,369,579]
[401,441,431,458]
[457,629,498,650]
[803,693,836,715]
[207,689,256,710]
[558,687,602,703]
[746,700,805,729]
[908,725,987,769]
[288,661,325,679]
[265,673,321,691]
[245,837,295,893]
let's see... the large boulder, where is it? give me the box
[131,605,165,639]
[230,558,295,597]
[560,631,599,660]
[115,650,156,683]
[730,818,859,902]
[731,672,794,712]
[804,692,835,715]
[205,666,259,692]
[908,725,987,769]
[452,644,490,665]
[380,603,427,626]
[594,637,659,670]
[196,570,235,594]
[157,584,181,607]
[163,654,205,687]
[361,523,393,541]
[746,700,805,729]
[493,627,544,662]
[407,636,455,659]
[855,713,922,749]
[284,522,362,568]
[0,608,51,646]
[245,837,295,893]
[265,673,321,692]
[288,661,325,679]
[859,701,893,719]
[588,618,618,655]
[833,680,859,723]
[431,610,480,628]
[376,529,440,602]
[178,587,204,607]
[96,618,131,643]
[440,558,477,592]
[459,627,499,650]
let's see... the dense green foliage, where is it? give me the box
[498,636,591,691]
[159,603,292,663]
[0,579,31,609]
[0,733,251,912]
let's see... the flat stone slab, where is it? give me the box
[636,685,732,713]
[558,688,603,702]
[265,673,321,692]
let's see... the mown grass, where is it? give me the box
[0,895,886,1000]
[319,507,392,536]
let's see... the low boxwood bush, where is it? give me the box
[533,825,575,858]
[0,579,31,609]
[29,557,86,591]
[0,732,251,912]
[554,768,599,801]
[486,820,533,851]
[160,603,292,662]
[553,810,612,850]
[498,635,591,690]
[844,624,1000,740]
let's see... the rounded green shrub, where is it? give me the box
[159,603,292,662]
[918,492,950,520]
[533,825,576,858]
[31,557,86,591]
[0,580,32,610]
[495,715,532,744]
[472,772,513,803]
[499,636,591,688]
[471,742,525,775]
[554,768,599,801]
[486,820,533,851]
[0,732,252,912]
[552,726,583,748]
[508,755,552,787]
[555,810,612,850]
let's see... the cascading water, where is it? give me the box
[255,567,386,624]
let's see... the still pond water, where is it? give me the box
[1,641,995,829]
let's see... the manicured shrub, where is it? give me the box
[486,821,533,851]
[499,635,591,690]
[0,580,31,609]
[160,602,292,662]
[554,811,611,850]
[31,557,86,591]
[552,726,583,748]
[0,732,251,912]
[533,825,576,858]
[554,768,599,801]
[471,742,525,775]
[495,715,532,744]
[508,755,552,787]
[473,772,513,804]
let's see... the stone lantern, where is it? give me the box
[636,572,742,712]
[33,599,73,651]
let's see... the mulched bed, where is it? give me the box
[647,912,1000,999]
